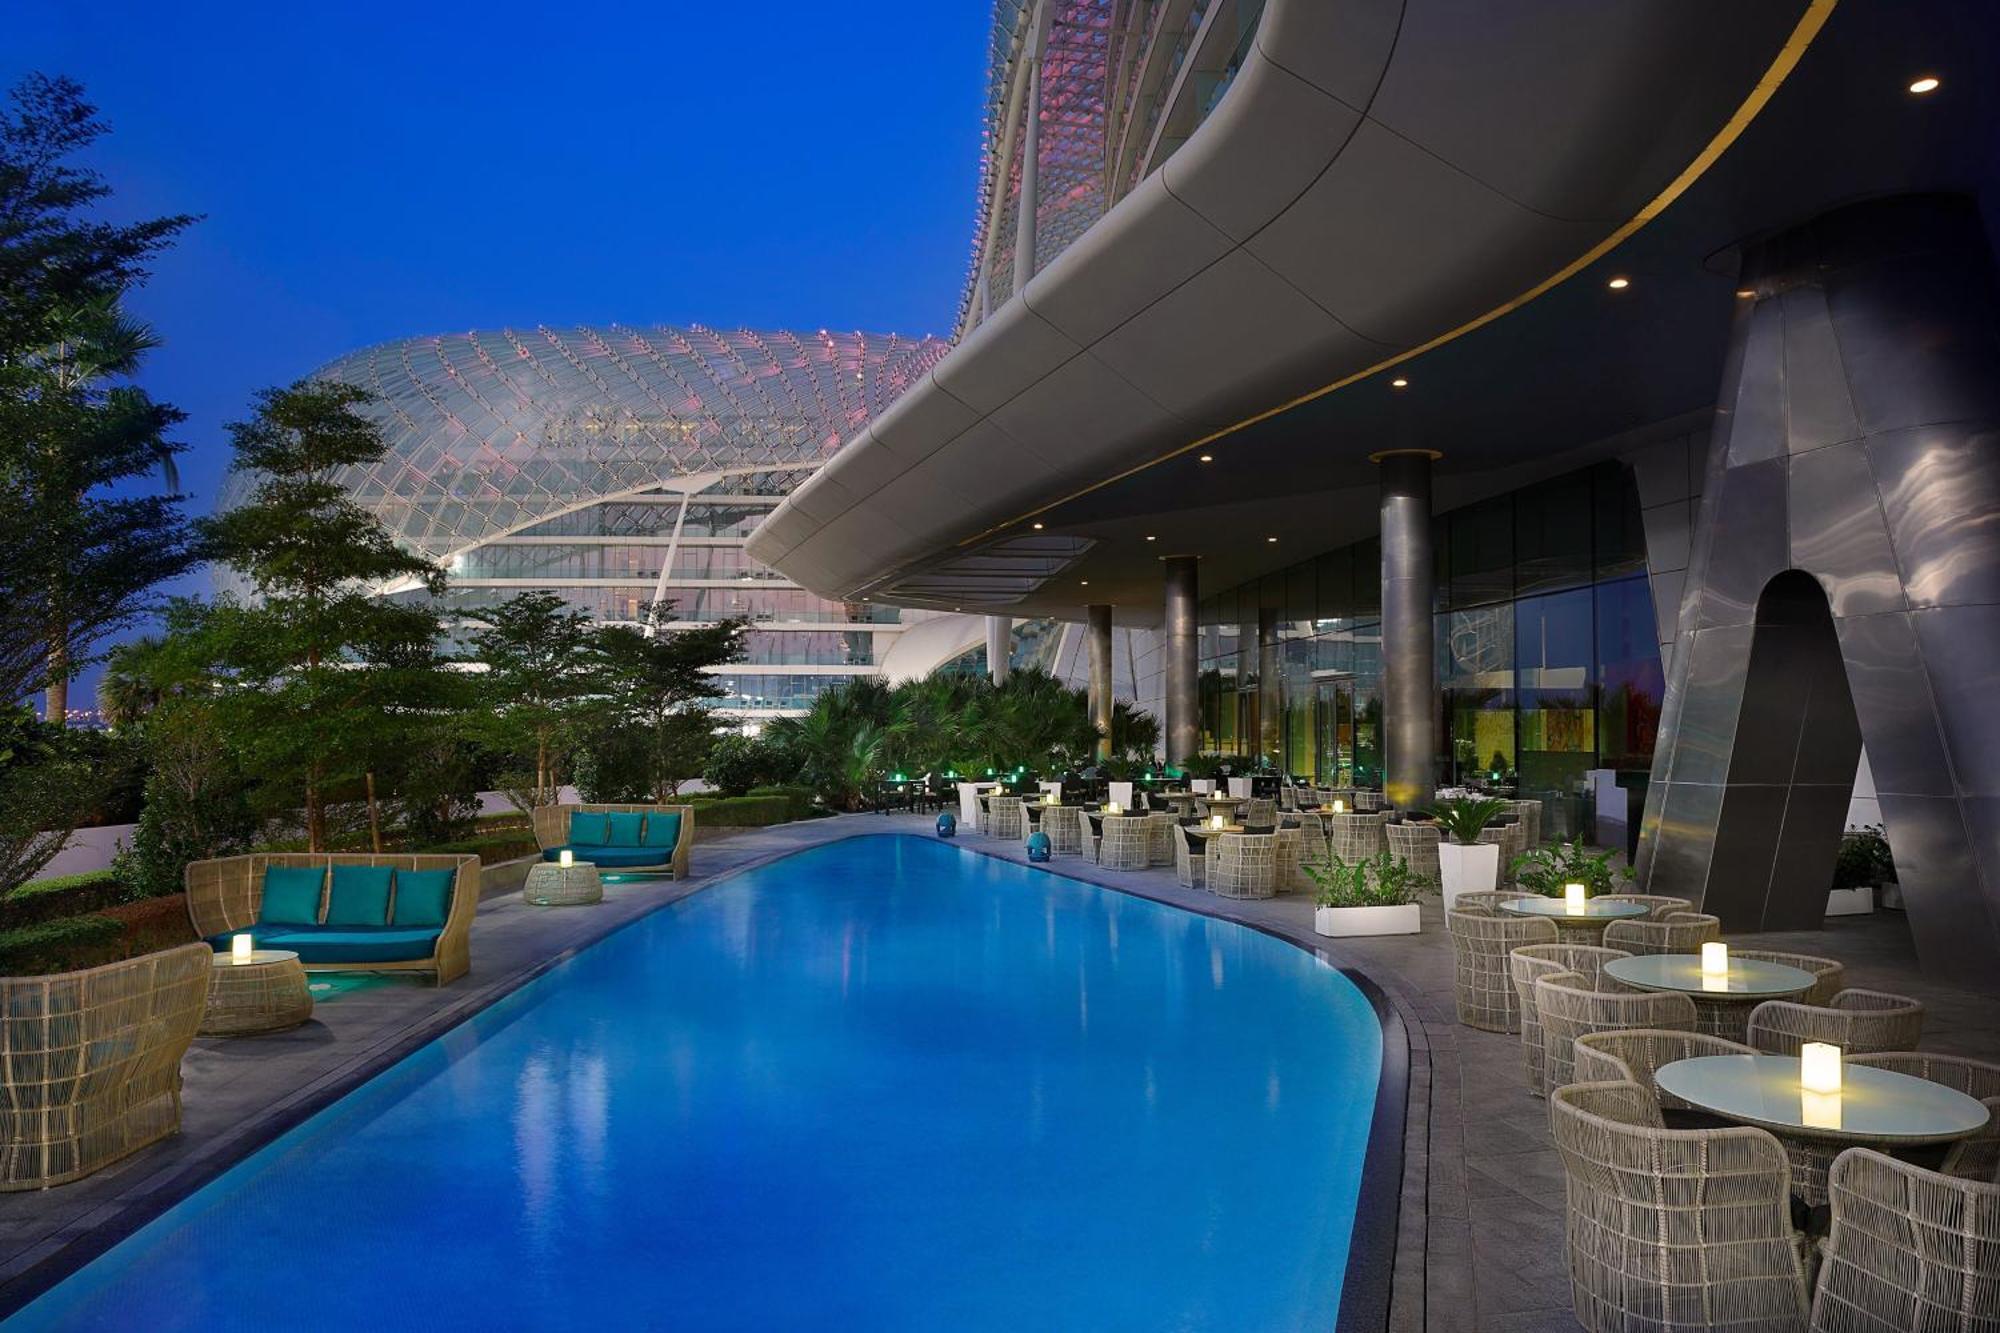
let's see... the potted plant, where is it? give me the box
[1829,825,1893,915]
[1305,851,1421,937]
[1181,753,1224,794]
[1425,796,1509,910]
[1510,837,1634,899]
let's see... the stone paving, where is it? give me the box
[1,812,1993,1330]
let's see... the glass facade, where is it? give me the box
[1198,462,1663,833]
[257,325,951,720]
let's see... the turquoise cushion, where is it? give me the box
[567,810,610,846]
[392,868,455,927]
[258,866,325,926]
[541,845,666,869]
[604,811,644,847]
[326,865,393,926]
[640,812,682,849]
[254,926,442,964]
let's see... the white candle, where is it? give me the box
[1211,813,1225,830]
[1800,1041,1843,1094]
[231,933,253,964]
[1701,941,1729,977]
[1800,1089,1842,1130]
[1106,802,1120,815]
[1564,882,1586,914]
[559,849,574,868]
[1331,799,1345,815]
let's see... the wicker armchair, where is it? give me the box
[1043,805,1082,855]
[986,795,1026,841]
[1573,1029,1758,1117]
[1600,911,1721,956]
[1143,812,1180,867]
[532,802,695,879]
[0,944,213,1191]
[1456,890,1535,913]
[1097,816,1152,871]
[186,852,480,985]
[1592,893,1695,923]
[1209,833,1277,899]
[1510,943,1632,1096]
[1476,820,1527,881]
[1353,789,1385,813]
[1327,812,1387,863]
[1080,810,1103,862]
[1273,826,1305,892]
[1850,1052,2000,1184]
[1550,1081,1810,1333]
[1535,972,1696,1091]
[1172,825,1206,889]
[1447,910,1557,1032]
[1384,822,1441,893]
[1746,989,1926,1057]
[1809,1148,2000,1332]
[1507,798,1543,848]
[1731,949,1844,1007]
[1240,797,1276,828]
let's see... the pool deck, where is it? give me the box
[1,814,1994,1329]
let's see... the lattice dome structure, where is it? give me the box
[229,325,948,564]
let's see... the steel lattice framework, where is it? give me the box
[233,326,949,564]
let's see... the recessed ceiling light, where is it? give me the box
[1908,75,1940,94]
[1080,580,1089,586]
[1607,276,1631,290]
[1145,535,1157,542]
[1735,288,1755,299]
[1031,521,1044,529]
[1391,377,1409,388]
[1198,453,1213,463]
[1266,536,1278,543]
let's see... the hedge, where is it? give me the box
[422,830,542,862]
[3,870,126,931]
[0,915,126,975]
[688,794,794,828]
[746,785,822,821]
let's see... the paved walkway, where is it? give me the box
[2,813,1993,1330]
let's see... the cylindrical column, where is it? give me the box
[986,615,1011,686]
[1257,606,1281,769]
[1011,5,1047,293]
[1086,604,1114,761]
[1376,450,1439,809]
[1162,556,1200,766]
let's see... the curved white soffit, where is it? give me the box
[748,0,1823,601]
[877,611,990,685]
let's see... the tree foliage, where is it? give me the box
[463,591,602,813]
[592,609,745,801]
[191,381,453,849]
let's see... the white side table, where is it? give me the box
[524,860,604,906]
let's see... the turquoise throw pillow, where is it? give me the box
[259,866,325,926]
[640,811,681,849]
[326,864,393,926]
[605,811,644,847]
[567,810,610,846]
[392,868,455,928]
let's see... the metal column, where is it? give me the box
[986,615,1011,686]
[1257,606,1281,769]
[1162,556,1199,766]
[1376,451,1439,810]
[1086,604,1114,760]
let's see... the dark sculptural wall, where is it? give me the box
[1638,193,2000,982]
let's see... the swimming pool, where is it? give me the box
[16,835,1387,1330]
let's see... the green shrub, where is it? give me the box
[1510,837,1634,898]
[1833,825,1895,890]
[0,871,125,930]
[0,915,125,975]
[1423,796,1511,846]
[704,733,793,797]
[688,795,792,829]
[420,830,541,862]
[1304,851,1417,908]
[747,785,820,820]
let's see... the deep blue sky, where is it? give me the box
[7,0,988,704]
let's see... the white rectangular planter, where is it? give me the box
[1826,885,1875,916]
[1191,779,1217,795]
[1437,841,1499,912]
[1108,781,1135,810]
[1228,777,1253,798]
[1315,903,1422,937]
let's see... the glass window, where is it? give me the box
[1515,471,1594,595]
[1316,547,1353,620]
[1595,576,1663,772]
[1448,496,1513,607]
[1515,589,1596,804]
[1593,461,1650,580]
[1440,605,1516,785]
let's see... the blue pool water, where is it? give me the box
[18,835,1383,1330]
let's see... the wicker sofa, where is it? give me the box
[533,803,694,879]
[0,943,212,1190]
[186,853,479,985]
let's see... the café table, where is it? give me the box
[1193,824,1246,837]
[1604,953,1817,1040]
[1655,1053,1991,1206]
[1498,895,1650,938]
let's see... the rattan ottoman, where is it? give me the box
[523,860,605,906]
[200,949,314,1036]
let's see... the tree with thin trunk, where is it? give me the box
[0,74,196,714]
[593,606,745,802]
[463,591,603,814]
[195,380,446,851]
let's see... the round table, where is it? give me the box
[1194,824,1246,837]
[201,949,313,1036]
[1499,896,1650,937]
[1655,1054,1992,1205]
[1605,954,1817,1040]
[524,860,605,906]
